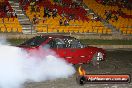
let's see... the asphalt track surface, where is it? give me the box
[25,50,132,88]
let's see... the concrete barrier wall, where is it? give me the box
[90,45,132,49]
[71,34,132,40]
[0,34,36,39]
[0,33,132,40]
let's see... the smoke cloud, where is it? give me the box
[0,38,75,88]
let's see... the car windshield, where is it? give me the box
[46,37,84,48]
[20,36,48,46]
[63,38,84,48]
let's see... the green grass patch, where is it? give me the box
[7,39,27,46]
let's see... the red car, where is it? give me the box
[18,35,106,65]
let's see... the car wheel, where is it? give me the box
[91,52,103,66]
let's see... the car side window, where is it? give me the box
[46,38,65,48]
[47,39,57,48]
[55,38,65,48]
[63,38,83,48]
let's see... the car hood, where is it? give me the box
[18,45,39,50]
[85,45,106,53]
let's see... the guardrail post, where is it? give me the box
[31,24,33,34]
[46,24,48,33]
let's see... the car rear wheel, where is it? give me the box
[91,52,103,66]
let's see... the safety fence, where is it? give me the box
[33,24,113,34]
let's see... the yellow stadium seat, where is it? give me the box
[48,28,53,33]
[12,27,17,32]
[42,27,47,32]
[63,26,69,33]
[98,29,103,34]
[9,18,14,22]
[4,18,9,23]
[78,28,84,33]
[107,29,112,34]
[93,29,98,33]
[83,27,88,33]
[37,27,43,32]
[6,27,12,32]
[71,26,79,33]
[103,29,107,34]
[1,27,6,32]
[57,26,64,33]
[17,27,22,32]
[0,19,3,23]
[52,27,57,32]
[88,29,93,33]
[126,30,131,34]
[131,31,132,34]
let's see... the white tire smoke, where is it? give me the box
[0,39,75,88]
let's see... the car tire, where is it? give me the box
[91,52,103,66]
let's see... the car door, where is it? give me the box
[56,38,87,64]
[67,47,88,64]
[62,38,88,64]
[51,38,76,64]
[41,38,69,59]
[41,38,59,56]
[41,38,88,64]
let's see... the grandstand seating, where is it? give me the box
[0,0,22,33]
[0,0,130,35]
[0,17,22,33]
[83,0,132,34]
[22,0,112,34]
